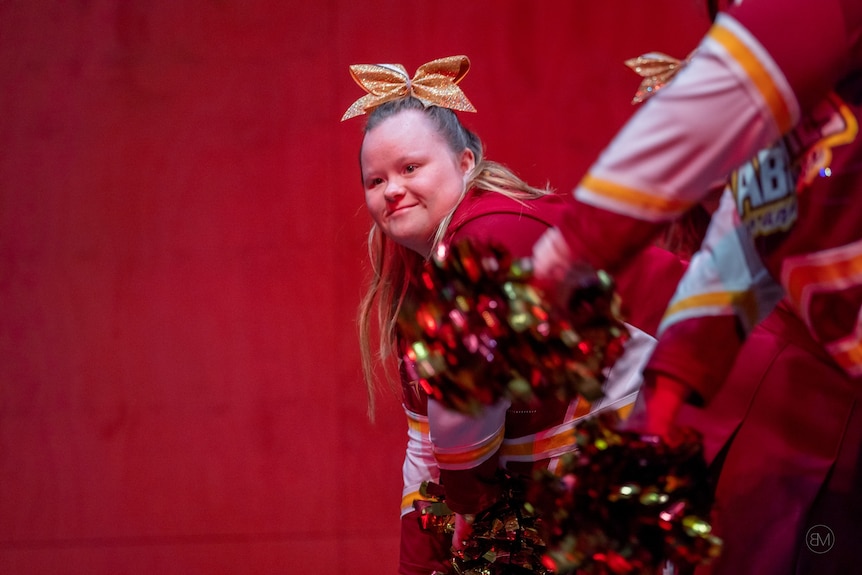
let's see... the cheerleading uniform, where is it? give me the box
[533,1,862,572]
[543,0,862,380]
[658,91,862,572]
[398,189,686,575]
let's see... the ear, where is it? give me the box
[459,147,476,175]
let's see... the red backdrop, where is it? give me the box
[0,2,710,573]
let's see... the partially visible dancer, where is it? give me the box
[533,1,862,572]
[345,56,687,574]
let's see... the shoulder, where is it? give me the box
[725,0,859,111]
[616,246,687,295]
[447,190,570,258]
[450,189,569,232]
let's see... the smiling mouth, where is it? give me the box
[387,204,418,216]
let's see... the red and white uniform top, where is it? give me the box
[538,0,862,401]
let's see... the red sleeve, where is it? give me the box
[729,0,860,112]
[449,213,550,258]
[558,200,670,274]
[452,197,687,338]
[645,314,744,405]
[613,246,688,337]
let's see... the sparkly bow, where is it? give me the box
[340,55,477,121]
[625,51,693,104]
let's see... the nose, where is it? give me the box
[383,178,405,203]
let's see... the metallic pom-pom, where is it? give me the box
[527,413,723,574]
[416,476,553,575]
[397,239,629,414]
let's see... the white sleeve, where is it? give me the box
[577,15,800,222]
[400,407,439,517]
[659,188,784,336]
[427,397,510,471]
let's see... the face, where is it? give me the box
[360,109,475,256]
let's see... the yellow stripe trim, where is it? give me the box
[616,402,635,421]
[407,416,429,434]
[819,94,859,150]
[784,257,862,308]
[831,340,862,373]
[572,397,592,419]
[501,428,576,458]
[580,175,694,217]
[709,23,793,133]
[500,403,635,459]
[434,428,504,466]
[664,290,759,329]
[401,490,435,512]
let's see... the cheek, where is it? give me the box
[364,190,383,221]
[432,172,465,209]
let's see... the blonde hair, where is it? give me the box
[357,97,553,419]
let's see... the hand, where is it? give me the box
[452,513,475,552]
[532,227,596,310]
[643,374,689,444]
[532,227,573,284]
[532,227,579,310]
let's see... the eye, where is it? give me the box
[404,164,418,174]
[366,176,384,188]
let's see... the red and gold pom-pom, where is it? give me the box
[397,239,629,414]
[415,412,721,574]
[416,476,552,575]
[526,412,723,574]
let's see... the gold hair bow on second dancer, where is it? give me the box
[341,55,477,121]
[624,51,692,104]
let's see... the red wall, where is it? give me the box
[0,2,710,573]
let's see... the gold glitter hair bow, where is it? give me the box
[625,51,693,104]
[340,55,477,121]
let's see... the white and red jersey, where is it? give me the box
[400,190,686,517]
[538,0,862,399]
[652,92,862,401]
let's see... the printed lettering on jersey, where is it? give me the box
[731,140,798,238]
[731,93,858,239]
